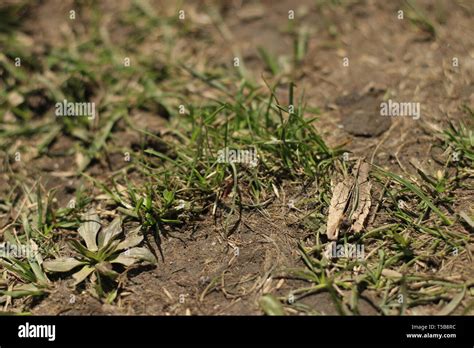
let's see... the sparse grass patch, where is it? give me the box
[276,110,473,315]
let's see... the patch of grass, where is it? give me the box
[117,80,339,235]
[274,116,472,315]
[443,106,474,165]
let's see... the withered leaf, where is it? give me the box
[326,159,372,240]
[326,178,353,240]
[350,161,372,233]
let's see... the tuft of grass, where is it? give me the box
[443,106,474,165]
[373,165,453,225]
[405,0,437,38]
[257,47,281,76]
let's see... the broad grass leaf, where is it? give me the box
[116,226,143,251]
[72,265,95,285]
[43,258,84,272]
[78,210,101,251]
[98,216,122,248]
[0,284,44,298]
[28,259,49,286]
[114,247,156,265]
[438,287,466,315]
[259,294,285,315]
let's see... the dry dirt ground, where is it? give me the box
[0,0,473,315]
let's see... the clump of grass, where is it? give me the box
[443,106,474,166]
[93,79,340,237]
[0,238,49,299]
[0,183,91,305]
